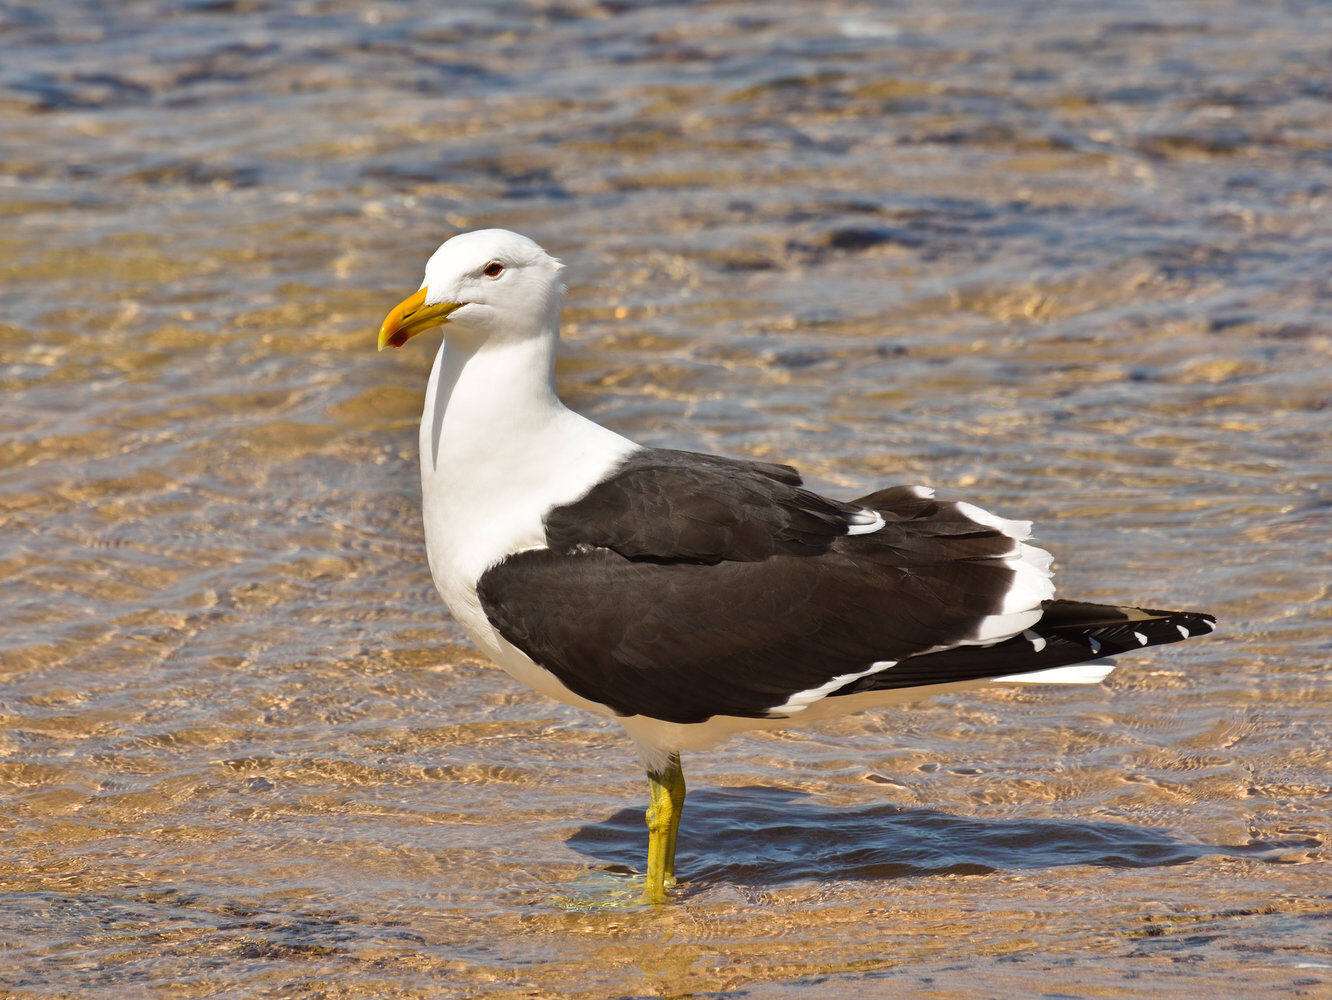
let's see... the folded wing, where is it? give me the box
[478,449,1068,724]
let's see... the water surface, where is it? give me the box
[1,1,1329,996]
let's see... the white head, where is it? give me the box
[378,229,566,350]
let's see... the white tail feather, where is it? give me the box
[998,659,1116,685]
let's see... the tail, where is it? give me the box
[831,600,1216,696]
[995,600,1216,684]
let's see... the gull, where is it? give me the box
[376,229,1215,904]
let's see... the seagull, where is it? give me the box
[376,229,1216,905]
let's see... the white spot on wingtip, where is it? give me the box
[1022,629,1047,652]
[845,509,886,535]
[1134,631,1148,645]
[1088,636,1102,654]
[1176,624,1190,639]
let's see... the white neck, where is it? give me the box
[416,328,638,602]
[420,330,562,475]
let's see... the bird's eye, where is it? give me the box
[483,261,504,278]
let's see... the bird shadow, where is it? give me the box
[566,784,1298,891]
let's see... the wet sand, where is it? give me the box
[1,1,1329,996]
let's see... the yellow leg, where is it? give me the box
[643,752,686,904]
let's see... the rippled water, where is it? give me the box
[2,1,1330,996]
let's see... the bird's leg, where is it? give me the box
[661,752,686,885]
[643,752,686,904]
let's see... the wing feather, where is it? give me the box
[478,451,1033,723]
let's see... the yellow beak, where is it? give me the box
[377,288,463,351]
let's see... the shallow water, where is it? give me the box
[1,1,1330,996]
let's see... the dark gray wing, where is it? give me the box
[543,449,863,563]
[478,452,1027,723]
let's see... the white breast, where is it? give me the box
[416,341,637,711]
